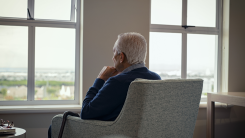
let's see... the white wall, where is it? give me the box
[82,0,150,99]
[0,113,59,138]
[227,0,245,92]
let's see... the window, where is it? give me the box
[150,0,222,102]
[0,0,81,105]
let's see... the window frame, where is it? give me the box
[0,0,81,105]
[150,0,223,102]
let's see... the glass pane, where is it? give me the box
[187,0,216,27]
[35,27,75,100]
[0,26,28,101]
[187,34,216,96]
[0,0,27,18]
[151,0,182,25]
[150,32,181,79]
[35,0,71,20]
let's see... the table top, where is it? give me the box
[208,92,245,98]
[207,92,245,107]
[0,127,26,138]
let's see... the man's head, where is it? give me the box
[112,32,147,72]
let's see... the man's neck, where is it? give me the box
[120,63,146,74]
[120,63,132,72]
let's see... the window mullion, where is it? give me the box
[28,0,35,19]
[182,0,187,26]
[70,0,75,22]
[150,24,219,35]
[27,26,35,101]
[181,33,187,79]
[215,0,220,29]
[75,0,81,104]
[181,0,187,79]
[217,0,223,93]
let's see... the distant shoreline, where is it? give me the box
[0,68,75,73]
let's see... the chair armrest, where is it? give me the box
[53,114,115,126]
[51,114,119,138]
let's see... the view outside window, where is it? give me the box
[35,27,75,100]
[0,0,79,104]
[0,0,27,18]
[0,25,28,101]
[187,0,216,27]
[151,0,182,25]
[150,0,219,97]
[35,0,71,20]
[187,34,216,95]
[149,32,181,79]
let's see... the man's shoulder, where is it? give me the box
[111,67,161,82]
[146,70,162,79]
[130,67,161,79]
[110,72,134,82]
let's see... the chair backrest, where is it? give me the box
[116,79,203,138]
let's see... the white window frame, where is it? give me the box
[0,0,81,105]
[150,0,223,102]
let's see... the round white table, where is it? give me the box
[0,127,26,138]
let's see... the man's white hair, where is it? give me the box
[114,32,147,64]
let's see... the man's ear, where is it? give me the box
[120,52,125,63]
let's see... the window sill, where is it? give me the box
[199,102,233,108]
[0,105,82,114]
[0,102,232,114]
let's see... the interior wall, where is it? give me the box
[227,0,245,92]
[82,0,150,99]
[0,113,61,138]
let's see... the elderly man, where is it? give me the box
[48,32,160,138]
[81,32,161,121]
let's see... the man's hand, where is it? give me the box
[97,66,119,81]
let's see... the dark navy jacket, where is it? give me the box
[81,67,161,121]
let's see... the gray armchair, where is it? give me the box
[51,79,203,138]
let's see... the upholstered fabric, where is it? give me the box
[51,79,203,138]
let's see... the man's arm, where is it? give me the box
[81,77,128,120]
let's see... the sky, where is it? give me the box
[151,0,216,27]
[150,0,217,73]
[0,0,70,20]
[149,32,216,72]
[0,0,217,73]
[0,0,74,70]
